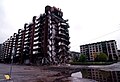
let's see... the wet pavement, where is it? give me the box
[0,63,97,82]
[0,64,59,82]
[0,62,120,82]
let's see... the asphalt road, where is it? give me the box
[0,63,97,82]
[0,64,59,82]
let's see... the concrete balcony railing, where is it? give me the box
[35,28,39,32]
[33,41,41,45]
[58,32,69,38]
[34,36,39,41]
[34,32,39,36]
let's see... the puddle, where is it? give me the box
[71,71,97,82]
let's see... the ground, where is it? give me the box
[0,63,97,82]
[0,64,71,82]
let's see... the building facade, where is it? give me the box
[1,5,70,65]
[70,51,80,62]
[117,50,120,61]
[0,44,3,62]
[80,40,118,61]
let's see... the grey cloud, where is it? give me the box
[0,1,12,43]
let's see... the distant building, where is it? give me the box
[80,40,118,61]
[2,33,17,63]
[117,50,120,61]
[70,51,80,61]
[0,44,3,61]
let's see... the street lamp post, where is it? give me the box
[4,47,15,81]
[10,47,15,79]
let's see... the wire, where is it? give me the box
[84,28,120,43]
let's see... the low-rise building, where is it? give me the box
[70,51,80,61]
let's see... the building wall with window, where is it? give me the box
[0,44,3,61]
[70,51,80,61]
[118,50,120,61]
[80,40,118,61]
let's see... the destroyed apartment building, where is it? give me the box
[1,6,70,65]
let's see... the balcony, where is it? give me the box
[59,31,66,36]
[18,35,22,38]
[34,28,39,32]
[33,51,38,54]
[35,24,40,29]
[17,44,21,47]
[33,45,41,50]
[36,23,40,26]
[60,23,69,29]
[24,41,29,45]
[34,32,39,36]
[25,30,29,34]
[24,45,29,48]
[16,54,20,57]
[48,45,52,51]
[24,38,29,41]
[25,34,29,38]
[59,26,69,32]
[61,23,67,26]
[58,31,69,38]
[26,27,29,31]
[59,37,69,43]
[16,51,20,54]
[59,42,68,47]
[51,13,64,22]
[47,51,52,56]
[59,27,65,31]
[18,41,22,44]
[34,36,39,41]
[48,39,52,45]
[35,20,40,25]
[17,48,21,50]
[33,41,41,45]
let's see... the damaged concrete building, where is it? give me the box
[1,5,70,65]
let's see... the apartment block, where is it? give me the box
[32,6,70,65]
[0,44,3,61]
[2,5,70,65]
[117,50,120,61]
[80,40,118,61]
[3,38,11,63]
[1,33,17,63]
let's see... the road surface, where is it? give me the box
[0,63,98,82]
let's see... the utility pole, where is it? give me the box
[10,47,15,79]
[4,47,15,81]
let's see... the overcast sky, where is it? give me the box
[0,0,120,52]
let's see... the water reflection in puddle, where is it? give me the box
[70,67,120,82]
[71,72,82,78]
[70,71,97,82]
